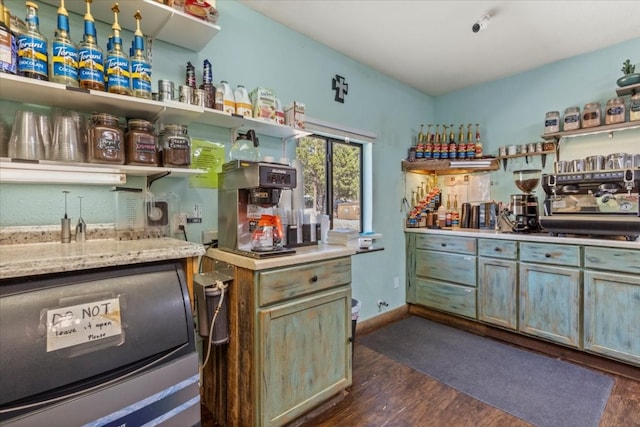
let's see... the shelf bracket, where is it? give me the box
[147,171,171,190]
[541,154,547,168]
[502,158,508,171]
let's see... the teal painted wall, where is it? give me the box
[0,1,638,321]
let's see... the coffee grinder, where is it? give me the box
[505,169,541,232]
[218,160,297,258]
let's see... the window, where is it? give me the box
[296,135,363,231]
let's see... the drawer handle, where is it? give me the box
[494,247,501,252]
[545,253,551,258]
[441,243,447,247]
[310,275,318,283]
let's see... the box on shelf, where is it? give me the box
[172,0,220,24]
[250,87,277,122]
[285,101,305,129]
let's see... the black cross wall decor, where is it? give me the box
[332,74,348,103]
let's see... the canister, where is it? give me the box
[125,119,158,165]
[630,94,640,121]
[158,80,175,102]
[159,124,191,167]
[604,97,626,125]
[562,106,581,131]
[178,85,193,104]
[544,111,560,134]
[87,113,125,164]
[582,102,601,128]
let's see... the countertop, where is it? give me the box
[0,238,206,280]
[405,227,640,249]
[207,244,356,271]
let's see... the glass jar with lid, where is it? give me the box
[604,97,626,125]
[562,106,581,131]
[630,93,640,122]
[159,124,191,167]
[125,119,158,165]
[87,113,125,164]
[582,102,601,128]
[544,111,560,134]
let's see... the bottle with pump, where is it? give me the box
[1,1,17,74]
[50,0,78,86]
[200,59,215,108]
[105,3,130,95]
[17,2,48,81]
[78,0,104,90]
[130,10,151,99]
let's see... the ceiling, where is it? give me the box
[239,1,640,96]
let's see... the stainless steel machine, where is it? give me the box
[218,160,297,258]
[540,168,640,240]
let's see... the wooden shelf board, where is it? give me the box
[402,159,499,174]
[541,121,640,141]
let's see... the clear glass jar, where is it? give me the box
[544,111,560,134]
[630,93,640,122]
[562,106,581,131]
[605,97,626,125]
[159,124,191,167]
[126,119,158,165]
[87,113,125,164]
[582,102,601,128]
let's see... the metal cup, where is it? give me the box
[179,85,193,104]
[606,153,627,170]
[585,155,605,171]
[50,115,82,162]
[572,159,585,172]
[554,160,573,173]
[8,110,45,160]
[193,88,207,107]
[625,153,640,169]
[158,79,175,102]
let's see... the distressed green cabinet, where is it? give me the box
[583,247,640,366]
[477,239,519,330]
[408,234,477,318]
[519,243,582,348]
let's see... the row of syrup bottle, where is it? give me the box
[0,0,17,75]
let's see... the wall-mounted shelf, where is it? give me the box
[495,150,555,170]
[616,82,640,97]
[401,158,499,175]
[541,120,640,142]
[0,74,309,140]
[0,158,206,185]
[41,0,220,52]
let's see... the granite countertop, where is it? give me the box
[208,244,356,271]
[0,238,206,280]
[404,227,640,249]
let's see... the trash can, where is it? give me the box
[351,298,361,357]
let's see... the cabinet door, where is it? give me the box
[478,257,518,330]
[584,270,640,365]
[258,287,351,427]
[519,263,581,348]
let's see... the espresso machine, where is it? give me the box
[540,168,640,240]
[218,160,297,257]
[502,169,542,232]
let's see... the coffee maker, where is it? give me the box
[218,160,297,258]
[503,169,541,232]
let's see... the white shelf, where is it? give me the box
[0,74,309,140]
[40,0,220,52]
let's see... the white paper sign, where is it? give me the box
[46,298,122,352]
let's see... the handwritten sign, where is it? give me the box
[46,298,122,352]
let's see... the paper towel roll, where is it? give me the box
[291,159,305,210]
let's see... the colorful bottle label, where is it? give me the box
[0,26,17,74]
[78,46,104,86]
[17,34,48,78]
[131,59,152,94]
[52,41,78,82]
[106,53,130,92]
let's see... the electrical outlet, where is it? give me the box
[174,213,187,233]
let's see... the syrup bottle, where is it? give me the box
[105,3,130,95]
[78,0,104,90]
[1,1,17,74]
[50,0,78,86]
[475,124,483,158]
[447,124,456,160]
[130,10,151,99]
[17,2,48,81]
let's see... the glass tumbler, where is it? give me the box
[8,110,45,160]
[50,115,82,162]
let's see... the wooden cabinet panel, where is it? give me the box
[258,258,351,306]
[584,271,640,365]
[415,234,476,255]
[414,277,477,318]
[416,249,477,287]
[519,262,581,348]
[259,287,352,426]
[478,239,518,259]
[520,242,581,267]
[478,257,518,330]
[584,247,640,275]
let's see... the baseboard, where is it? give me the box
[356,304,409,337]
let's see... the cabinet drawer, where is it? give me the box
[416,249,476,287]
[478,239,518,259]
[258,257,351,306]
[415,234,476,255]
[414,278,477,318]
[584,247,640,275]
[520,242,580,267]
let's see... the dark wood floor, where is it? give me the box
[202,342,640,427]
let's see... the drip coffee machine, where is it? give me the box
[218,160,297,258]
[503,169,541,232]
